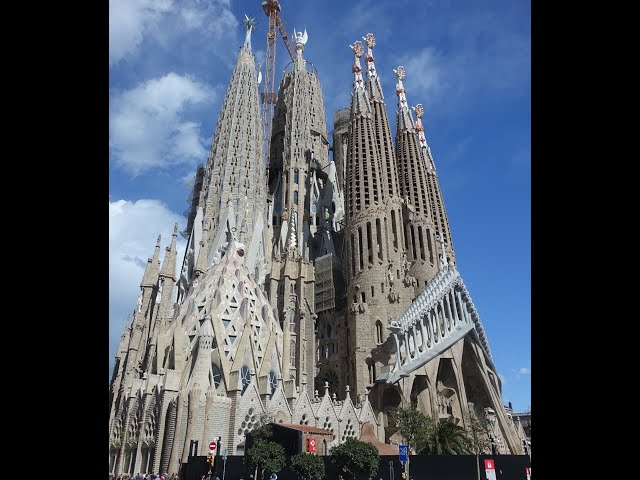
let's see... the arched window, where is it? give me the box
[322,439,328,455]
[294,190,299,204]
[289,311,296,333]
[294,169,299,184]
[376,320,383,344]
[290,340,296,368]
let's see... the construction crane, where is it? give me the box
[261,0,295,171]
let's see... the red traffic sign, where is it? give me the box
[209,441,217,451]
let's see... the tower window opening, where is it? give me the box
[418,226,426,261]
[411,225,417,261]
[358,227,364,271]
[371,285,375,298]
[376,218,383,261]
[294,169,299,184]
[391,210,398,249]
[366,222,373,265]
[351,235,356,276]
[376,320,383,344]
[294,190,299,205]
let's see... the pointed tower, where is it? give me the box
[179,16,267,295]
[125,236,162,383]
[266,28,334,396]
[393,66,440,294]
[415,103,456,264]
[363,33,401,201]
[343,40,413,403]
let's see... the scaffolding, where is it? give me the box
[315,253,340,314]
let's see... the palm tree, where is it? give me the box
[425,420,472,455]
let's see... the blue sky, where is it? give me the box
[109,0,530,411]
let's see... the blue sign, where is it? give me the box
[399,445,408,462]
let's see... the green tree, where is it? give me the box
[250,414,274,442]
[246,441,286,480]
[330,437,379,480]
[425,420,472,455]
[291,452,325,480]
[466,409,491,454]
[393,407,435,454]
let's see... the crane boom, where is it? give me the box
[260,0,295,176]
[276,16,295,61]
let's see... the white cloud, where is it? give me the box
[518,367,531,375]
[109,0,238,67]
[397,47,445,105]
[397,8,529,113]
[109,0,173,66]
[110,72,215,175]
[109,199,186,375]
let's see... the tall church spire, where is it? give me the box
[180,17,266,289]
[363,34,400,200]
[159,224,178,281]
[141,235,161,287]
[344,39,413,399]
[414,103,456,264]
[394,66,440,290]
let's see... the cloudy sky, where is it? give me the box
[109,0,530,411]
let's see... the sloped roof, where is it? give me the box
[274,422,332,435]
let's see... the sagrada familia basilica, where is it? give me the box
[109,18,529,477]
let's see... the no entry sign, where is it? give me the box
[209,441,217,451]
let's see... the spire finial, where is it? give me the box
[349,41,365,89]
[156,234,162,248]
[363,33,377,78]
[324,380,330,396]
[173,223,179,237]
[243,14,256,49]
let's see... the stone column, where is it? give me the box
[419,313,428,351]
[201,386,216,455]
[168,389,186,474]
[403,331,410,364]
[439,299,448,334]
[182,384,203,463]
[431,309,439,342]
[115,394,136,475]
[456,290,466,323]
[392,333,401,372]
[449,288,459,326]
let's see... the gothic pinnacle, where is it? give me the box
[159,223,179,281]
[141,234,162,287]
[394,65,414,132]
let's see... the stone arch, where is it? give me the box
[435,358,463,425]
[377,384,403,443]
[461,337,494,414]
[409,375,433,416]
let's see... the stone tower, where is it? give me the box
[266,29,341,397]
[178,19,268,302]
[393,66,440,295]
[415,102,456,264]
[343,39,413,406]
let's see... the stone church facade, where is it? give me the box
[109,21,529,477]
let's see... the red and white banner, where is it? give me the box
[307,437,316,453]
[484,459,497,480]
[526,467,531,479]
